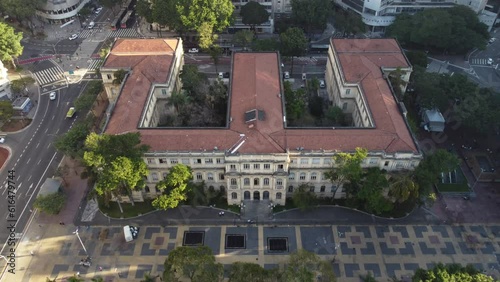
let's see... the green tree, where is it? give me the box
[10,77,35,94]
[386,14,413,45]
[207,45,223,73]
[454,87,500,133]
[0,101,14,123]
[176,0,234,39]
[291,0,332,33]
[151,0,183,35]
[140,272,158,282]
[0,22,23,68]
[66,275,84,282]
[91,277,104,282]
[325,147,368,198]
[412,263,494,282]
[198,21,218,49]
[34,192,66,215]
[163,246,223,282]
[388,173,419,203]
[333,9,365,36]
[357,168,392,214]
[283,81,306,121]
[167,90,191,113]
[83,132,150,206]
[405,51,428,68]
[325,106,345,125]
[179,65,208,104]
[228,262,279,282]
[136,0,153,23]
[0,0,45,35]
[283,249,336,282]
[240,1,269,32]
[112,69,128,85]
[233,30,255,50]
[152,164,193,210]
[280,27,308,74]
[412,69,448,111]
[292,184,317,211]
[252,38,279,51]
[54,118,92,159]
[413,149,460,196]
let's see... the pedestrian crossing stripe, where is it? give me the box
[88,59,103,71]
[470,58,492,65]
[297,57,318,62]
[33,67,65,86]
[109,28,141,38]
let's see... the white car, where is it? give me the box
[188,48,199,53]
[0,137,4,144]
[95,7,102,14]
[284,71,290,79]
[319,80,325,88]
[488,58,493,65]
[69,34,78,40]
[489,38,496,44]
[49,92,56,100]
[88,21,95,29]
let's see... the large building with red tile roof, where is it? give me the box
[101,38,421,206]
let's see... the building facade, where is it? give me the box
[36,0,91,24]
[101,38,422,206]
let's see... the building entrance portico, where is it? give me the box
[253,191,260,200]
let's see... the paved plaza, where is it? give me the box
[8,222,500,281]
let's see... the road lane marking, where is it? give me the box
[26,183,35,195]
[26,158,31,164]
[28,175,32,181]
[37,159,41,165]
[45,128,48,133]
[36,142,40,148]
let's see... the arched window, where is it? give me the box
[220,185,225,192]
[231,192,237,199]
[207,173,214,180]
[254,178,259,185]
[276,192,282,199]
[152,172,158,181]
[289,173,295,180]
[244,178,250,185]
[196,173,202,180]
[288,186,293,192]
[144,186,150,193]
[276,179,283,185]
[264,178,270,185]
[310,172,317,180]
[230,178,237,185]
[299,173,306,180]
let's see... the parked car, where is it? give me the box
[302,73,306,80]
[49,92,56,100]
[95,7,102,14]
[319,80,325,88]
[68,34,78,40]
[88,21,95,29]
[188,48,199,53]
[488,58,493,65]
[223,72,230,78]
[489,38,496,44]
[284,71,290,79]
[218,72,223,79]
[0,137,4,144]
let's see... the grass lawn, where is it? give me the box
[436,183,470,193]
[273,199,297,213]
[99,198,156,218]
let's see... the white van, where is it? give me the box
[123,225,133,242]
[88,21,95,29]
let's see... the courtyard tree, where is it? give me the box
[388,173,419,203]
[413,149,460,196]
[163,246,223,282]
[207,45,223,73]
[252,38,280,51]
[152,164,193,210]
[291,0,332,33]
[180,64,208,103]
[167,90,191,113]
[112,69,128,85]
[233,30,254,50]
[33,192,66,215]
[280,27,308,74]
[356,168,393,214]
[283,249,336,282]
[240,1,269,32]
[325,147,368,198]
[0,101,14,123]
[0,22,23,68]
[325,106,345,126]
[283,81,307,121]
[292,184,317,211]
[333,9,365,36]
[136,0,153,23]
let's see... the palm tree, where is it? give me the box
[167,91,191,113]
[388,173,419,203]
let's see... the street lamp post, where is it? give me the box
[73,227,88,255]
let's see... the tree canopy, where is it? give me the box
[228,262,279,282]
[292,184,318,211]
[0,0,45,34]
[0,101,14,123]
[387,6,488,54]
[163,246,223,282]
[283,249,336,282]
[325,147,367,196]
[333,9,365,36]
[54,116,93,159]
[233,30,254,49]
[413,263,495,282]
[280,27,308,73]
[152,164,193,210]
[34,192,66,215]
[283,81,307,121]
[414,149,460,195]
[291,0,332,33]
[0,22,23,68]
[240,1,269,31]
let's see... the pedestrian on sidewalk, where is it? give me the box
[59,221,65,225]
[30,251,34,256]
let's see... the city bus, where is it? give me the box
[120,10,133,28]
[111,8,127,30]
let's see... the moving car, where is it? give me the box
[49,92,56,100]
[284,71,290,79]
[95,7,102,14]
[66,107,76,118]
[68,34,78,40]
[302,73,306,80]
[218,72,223,79]
[188,48,199,53]
[489,38,496,44]
[488,58,493,65]
[0,137,4,144]
[88,21,95,29]
[319,80,325,88]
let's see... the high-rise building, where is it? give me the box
[35,0,91,25]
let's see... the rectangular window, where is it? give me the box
[230,164,236,170]
[331,185,337,192]
[196,173,203,180]
[299,174,306,180]
[162,172,168,179]
[243,164,250,170]
[320,186,326,192]
[309,186,315,192]
[208,174,214,180]
[346,89,351,94]
[300,159,308,164]
[159,158,167,164]
[219,173,225,180]
[182,158,190,165]
[310,174,317,180]
[216,158,223,164]
[288,186,293,192]
[324,158,332,165]
[152,173,158,181]
[312,158,320,164]
[205,158,213,164]
[369,158,378,165]
[196,159,202,164]
[170,159,178,164]
[384,161,390,166]
[342,102,348,110]
[278,164,284,170]
[253,164,260,169]
[106,74,112,80]
[161,89,167,95]
[264,164,271,169]
[276,179,283,185]
[147,158,155,164]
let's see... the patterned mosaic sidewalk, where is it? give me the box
[12,224,500,281]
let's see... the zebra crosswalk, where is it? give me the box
[32,66,65,86]
[470,58,493,66]
[110,28,141,38]
[87,59,103,72]
[296,57,318,63]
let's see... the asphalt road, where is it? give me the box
[0,82,88,247]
